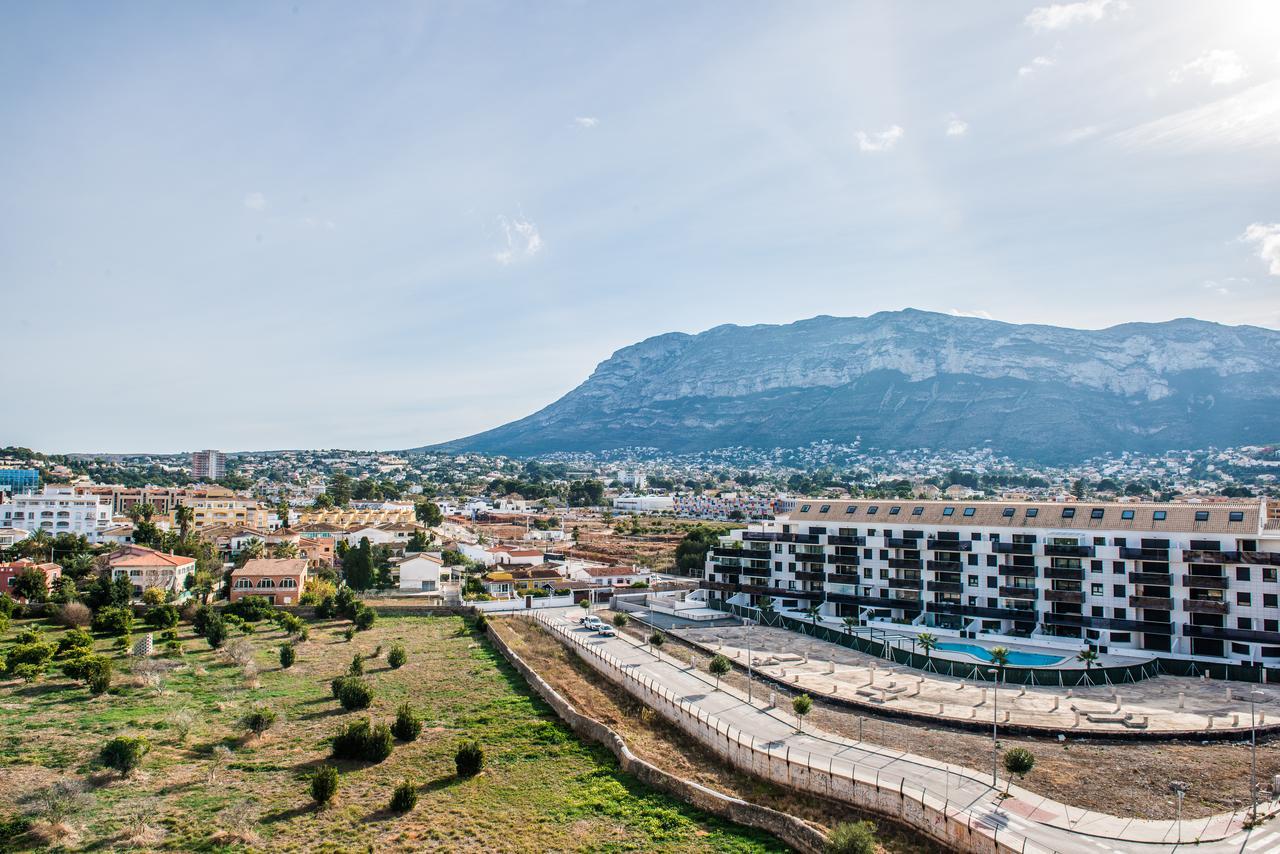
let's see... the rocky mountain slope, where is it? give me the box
[428,309,1280,461]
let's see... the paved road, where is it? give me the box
[539,609,1280,854]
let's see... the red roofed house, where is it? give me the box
[230,558,308,605]
[108,545,196,597]
[0,559,62,600]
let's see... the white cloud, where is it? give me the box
[1110,79,1280,152]
[945,116,969,137]
[573,116,599,128]
[1018,56,1056,77]
[1202,280,1231,296]
[1025,0,1124,32]
[1241,223,1280,276]
[949,308,994,320]
[855,125,904,153]
[494,216,543,265]
[243,192,267,211]
[1171,49,1249,87]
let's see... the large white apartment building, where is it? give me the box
[0,487,112,540]
[702,498,1280,666]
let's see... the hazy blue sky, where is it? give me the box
[3,1,1278,453]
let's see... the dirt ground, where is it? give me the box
[492,617,944,854]
[605,614,1280,822]
[469,513,715,571]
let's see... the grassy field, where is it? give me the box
[0,611,785,852]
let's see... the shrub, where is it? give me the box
[343,627,355,642]
[227,595,275,622]
[0,612,8,636]
[204,614,228,649]
[348,654,364,677]
[389,779,417,813]
[330,675,351,699]
[315,595,337,619]
[55,601,92,628]
[473,612,488,632]
[100,736,149,775]
[12,663,43,682]
[5,642,56,676]
[649,632,664,649]
[708,654,731,688]
[91,606,133,636]
[0,594,16,618]
[279,644,296,669]
[278,612,304,635]
[88,665,112,695]
[14,626,44,645]
[338,678,374,711]
[191,605,214,636]
[331,719,394,762]
[1003,747,1036,792]
[310,765,338,805]
[243,706,278,735]
[827,820,877,854]
[334,586,358,619]
[141,587,167,606]
[387,644,407,669]
[146,604,180,629]
[391,702,422,742]
[454,740,483,777]
[179,601,200,623]
[62,654,111,686]
[56,628,94,658]
[353,606,375,631]
[612,613,629,628]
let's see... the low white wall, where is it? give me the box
[471,594,575,613]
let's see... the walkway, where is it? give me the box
[535,609,1280,853]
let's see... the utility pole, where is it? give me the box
[988,666,999,786]
[1170,781,1189,844]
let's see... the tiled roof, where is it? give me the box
[234,558,308,577]
[108,546,195,568]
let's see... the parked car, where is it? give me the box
[582,616,602,629]
[596,625,616,637]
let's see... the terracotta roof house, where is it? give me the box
[108,545,196,596]
[0,559,62,600]
[230,558,308,605]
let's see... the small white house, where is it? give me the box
[394,553,444,593]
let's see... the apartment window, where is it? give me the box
[800,505,811,513]
[1195,511,1210,522]
[867,506,879,515]
[889,506,900,515]
[1113,562,1125,575]
[1112,633,1131,643]
[879,549,889,560]
[968,575,979,586]
[879,569,889,580]
[1025,508,1039,518]
[1121,510,1135,520]
[819,505,830,513]
[1002,508,1015,517]
[1093,536,1106,546]
[1237,567,1251,581]
[911,507,924,516]
[1233,643,1251,656]
[961,507,974,517]
[863,548,872,558]
[1153,511,1167,521]
[1229,511,1244,522]
[1267,619,1279,633]
[1267,594,1279,609]
[943,507,955,517]
[845,505,857,513]
[1265,568,1277,583]
[986,577,997,589]
[1113,584,1126,597]
[1237,592,1252,606]
[1062,508,1076,519]
[1091,584,1103,596]
[984,555,995,567]
[1091,560,1103,572]
[1090,508,1105,519]
[1239,618,1254,630]
[1114,608,1127,619]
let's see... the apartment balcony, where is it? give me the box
[1044,544,1096,558]
[825,572,860,585]
[826,592,923,611]
[794,570,825,582]
[793,552,826,564]
[827,553,860,566]
[889,558,923,570]
[1120,547,1169,561]
[1184,599,1229,615]
[886,537,918,549]
[1184,624,1280,646]
[827,535,866,547]
[927,581,962,593]
[1043,567,1083,581]
[927,538,971,552]
[1183,549,1280,567]
[927,559,965,572]
[994,542,1035,555]
[999,586,1038,600]
[1129,595,1174,610]
[1044,589,1085,604]
[1128,571,1173,585]
[711,547,747,558]
[710,563,742,576]
[1182,574,1229,590]
[926,602,1034,621]
[743,532,821,544]
[888,576,923,590]
[1044,612,1174,635]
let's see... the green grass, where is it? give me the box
[0,612,784,852]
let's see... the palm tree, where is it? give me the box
[988,646,1011,683]
[917,632,938,660]
[842,616,858,636]
[174,503,194,542]
[272,541,299,560]
[1077,648,1099,671]
[805,604,822,631]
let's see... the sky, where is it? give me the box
[2,0,1278,454]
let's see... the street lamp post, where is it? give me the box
[988,666,999,786]
[1249,689,1267,822]
[1170,781,1189,844]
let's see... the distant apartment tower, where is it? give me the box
[191,450,226,481]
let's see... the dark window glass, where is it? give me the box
[1026,508,1039,518]
[1195,511,1210,522]
[911,507,923,516]
[1153,511,1167,521]
[1002,508,1015,517]
[1121,510,1135,520]
[819,505,830,513]
[943,507,955,517]
[1091,508,1104,519]
[1229,511,1244,522]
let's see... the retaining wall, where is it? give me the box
[484,620,829,854]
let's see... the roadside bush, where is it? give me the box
[55,601,92,628]
[56,628,94,658]
[331,719,393,762]
[347,654,363,676]
[649,632,664,649]
[0,594,16,618]
[454,740,483,777]
[99,736,149,775]
[473,612,488,632]
[91,606,133,637]
[5,642,56,676]
[387,644,407,669]
[279,644,296,669]
[243,706,278,735]
[310,765,338,805]
[389,779,417,813]
[146,604,180,629]
[612,613,629,628]
[826,820,877,854]
[204,614,228,649]
[227,595,275,622]
[315,595,337,619]
[391,702,421,742]
[338,679,374,711]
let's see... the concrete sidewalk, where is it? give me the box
[538,609,1280,853]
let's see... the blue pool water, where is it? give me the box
[936,642,1065,667]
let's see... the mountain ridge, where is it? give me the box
[425,309,1280,461]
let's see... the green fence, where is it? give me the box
[706,600,1279,687]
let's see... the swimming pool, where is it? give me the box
[936,642,1065,667]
